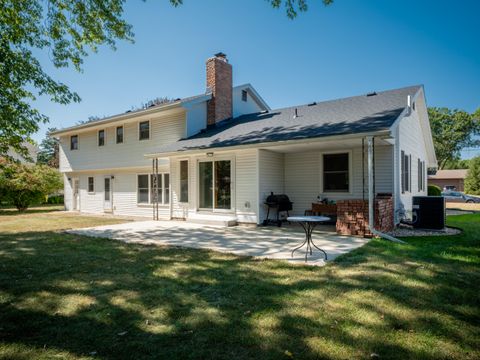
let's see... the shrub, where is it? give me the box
[428,184,442,196]
[47,194,64,204]
[0,159,63,211]
[464,156,480,195]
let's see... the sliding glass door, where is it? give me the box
[198,160,232,210]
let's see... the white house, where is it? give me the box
[51,53,437,235]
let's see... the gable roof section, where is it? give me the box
[428,169,468,180]
[147,85,421,156]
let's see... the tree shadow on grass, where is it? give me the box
[0,221,479,359]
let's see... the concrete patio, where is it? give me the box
[68,220,370,266]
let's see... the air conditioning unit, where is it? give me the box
[412,196,445,230]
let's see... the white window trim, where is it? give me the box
[136,172,170,206]
[319,150,353,194]
[178,159,189,204]
[196,155,235,213]
[87,176,95,194]
[116,125,124,144]
[70,135,79,151]
[98,129,106,147]
[138,120,151,141]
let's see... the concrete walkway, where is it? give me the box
[68,221,369,266]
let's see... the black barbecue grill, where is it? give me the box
[263,192,293,227]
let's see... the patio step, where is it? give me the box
[187,214,238,227]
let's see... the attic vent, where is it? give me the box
[366,92,377,97]
[308,102,317,106]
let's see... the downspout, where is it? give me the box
[366,136,405,244]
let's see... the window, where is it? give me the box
[88,177,95,193]
[199,160,231,210]
[137,173,170,205]
[241,89,248,102]
[180,160,189,202]
[322,153,349,192]
[116,126,124,144]
[137,175,149,203]
[98,130,105,146]
[139,121,150,140]
[70,135,78,150]
[418,159,425,192]
[401,151,411,193]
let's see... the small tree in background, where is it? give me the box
[428,184,442,196]
[37,127,59,168]
[464,156,480,195]
[0,159,63,211]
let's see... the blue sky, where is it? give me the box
[33,0,480,157]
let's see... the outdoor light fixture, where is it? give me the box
[206,152,214,157]
[111,175,115,179]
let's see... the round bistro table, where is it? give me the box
[287,216,330,262]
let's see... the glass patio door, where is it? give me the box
[198,160,231,210]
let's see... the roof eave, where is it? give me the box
[144,129,391,159]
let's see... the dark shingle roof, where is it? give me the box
[149,85,422,155]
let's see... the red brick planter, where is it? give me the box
[336,196,394,237]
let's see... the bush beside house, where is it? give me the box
[428,184,442,196]
[0,159,63,211]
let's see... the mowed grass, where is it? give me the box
[0,209,479,359]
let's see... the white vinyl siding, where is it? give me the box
[284,146,393,217]
[169,149,258,224]
[396,97,429,219]
[59,109,185,172]
[258,149,285,222]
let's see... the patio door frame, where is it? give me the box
[197,156,235,213]
[103,176,113,212]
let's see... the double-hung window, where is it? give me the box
[179,160,189,203]
[401,151,411,193]
[116,126,124,144]
[88,177,95,193]
[70,135,78,150]
[322,153,350,192]
[418,159,425,192]
[137,173,170,205]
[98,130,105,146]
[139,121,150,140]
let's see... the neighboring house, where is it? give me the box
[6,143,39,163]
[428,169,468,192]
[51,53,437,232]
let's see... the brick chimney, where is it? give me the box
[206,52,232,126]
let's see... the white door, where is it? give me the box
[104,177,113,211]
[72,178,80,211]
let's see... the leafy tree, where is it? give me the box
[37,127,59,168]
[442,158,471,170]
[0,159,63,211]
[428,107,480,169]
[1,0,331,160]
[464,156,480,195]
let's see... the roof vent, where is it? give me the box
[308,102,317,106]
[366,91,377,97]
[293,108,298,119]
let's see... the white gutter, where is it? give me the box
[366,136,405,244]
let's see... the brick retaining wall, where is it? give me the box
[336,196,394,237]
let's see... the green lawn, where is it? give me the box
[0,208,479,359]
